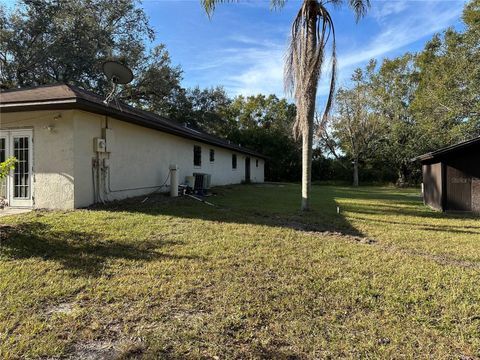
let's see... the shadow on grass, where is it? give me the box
[92,185,367,239]
[92,184,479,241]
[2,185,472,274]
[347,203,480,220]
[0,222,199,277]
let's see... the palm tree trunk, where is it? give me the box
[300,5,318,211]
[353,158,359,187]
[301,122,314,210]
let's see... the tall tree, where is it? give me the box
[0,0,184,118]
[1,0,152,89]
[201,0,369,210]
[326,61,383,186]
[369,54,421,185]
[184,86,234,136]
[412,0,480,145]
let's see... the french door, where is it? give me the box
[0,129,33,208]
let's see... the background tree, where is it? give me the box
[3,0,477,186]
[0,0,183,118]
[327,62,383,186]
[183,86,234,136]
[369,54,421,185]
[412,0,480,146]
[201,0,370,210]
[226,95,301,181]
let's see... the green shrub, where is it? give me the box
[0,157,17,179]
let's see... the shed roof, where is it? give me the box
[0,84,266,159]
[412,136,480,162]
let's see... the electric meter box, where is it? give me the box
[94,138,107,153]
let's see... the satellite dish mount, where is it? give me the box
[102,60,133,105]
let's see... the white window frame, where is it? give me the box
[0,129,34,208]
[193,145,202,168]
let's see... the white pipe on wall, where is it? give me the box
[169,164,179,197]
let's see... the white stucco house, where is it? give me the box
[0,84,265,210]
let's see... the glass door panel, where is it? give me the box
[13,136,30,199]
[6,130,33,208]
[0,137,6,199]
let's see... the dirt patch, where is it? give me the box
[68,339,144,360]
[45,302,74,316]
[0,208,32,217]
[280,221,377,244]
[305,229,377,244]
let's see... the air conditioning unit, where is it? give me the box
[185,176,195,188]
[193,173,204,190]
[203,174,211,189]
[193,173,211,190]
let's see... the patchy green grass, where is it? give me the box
[1,184,480,359]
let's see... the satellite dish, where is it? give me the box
[102,60,133,84]
[102,61,133,106]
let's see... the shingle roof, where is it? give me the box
[0,84,266,159]
[412,136,480,162]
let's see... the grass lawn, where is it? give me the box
[1,184,480,359]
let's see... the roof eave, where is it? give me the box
[411,153,434,162]
[412,136,480,163]
[1,99,267,159]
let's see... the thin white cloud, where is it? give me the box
[371,1,409,21]
[338,2,463,70]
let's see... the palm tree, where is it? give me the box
[201,0,370,210]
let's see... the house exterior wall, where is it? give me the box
[422,162,443,211]
[472,178,480,214]
[0,110,75,209]
[421,142,480,213]
[442,145,479,212]
[1,109,264,209]
[72,110,264,208]
[445,164,472,211]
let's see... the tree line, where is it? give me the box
[321,0,480,186]
[1,0,479,186]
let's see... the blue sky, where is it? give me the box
[3,0,466,102]
[142,0,465,102]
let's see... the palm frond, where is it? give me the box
[349,0,370,21]
[201,0,287,17]
[200,0,234,17]
[320,6,337,123]
[271,0,287,10]
[285,0,337,139]
[324,0,343,9]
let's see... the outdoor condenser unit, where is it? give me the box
[193,173,212,190]
[203,174,211,189]
[193,173,204,190]
[185,176,195,188]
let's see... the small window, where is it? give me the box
[256,159,259,167]
[232,154,237,169]
[210,149,215,162]
[194,145,201,166]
